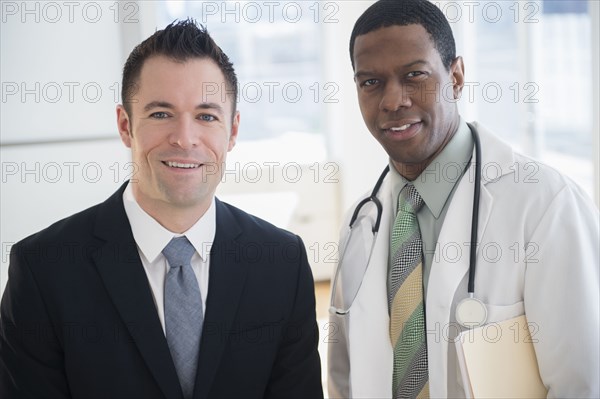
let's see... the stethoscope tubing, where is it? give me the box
[348,165,390,232]
[468,126,482,295]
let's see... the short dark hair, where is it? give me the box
[349,0,456,71]
[121,19,238,116]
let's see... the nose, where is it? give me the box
[169,116,199,149]
[379,82,412,112]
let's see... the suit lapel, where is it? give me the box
[91,183,183,399]
[194,199,247,398]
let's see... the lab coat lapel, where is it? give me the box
[347,177,394,397]
[426,164,493,397]
[92,183,183,399]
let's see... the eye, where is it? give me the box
[361,78,379,87]
[407,71,427,79]
[149,111,169,119]
[199,114,216,122]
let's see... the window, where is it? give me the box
[454,0,594,195]
[157,1,329,163]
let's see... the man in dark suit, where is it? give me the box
[0,19,323,398]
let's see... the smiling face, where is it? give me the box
[353,24,464,180]
[117,56,238,223]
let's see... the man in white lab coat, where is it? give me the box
[328,0,599,397]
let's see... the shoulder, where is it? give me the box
[13,203,102,253]
[213,199,311,279]
[7,200,108,290]
[12,184,127,255]
[474,122,598,227]
[215,198,300,246]
[476,122,591,200]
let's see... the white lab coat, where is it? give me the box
[328,122,599,398]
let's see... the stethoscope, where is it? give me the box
[330,125,487,328]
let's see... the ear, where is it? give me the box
[228,111,240,151]
[116,105,132,148]
[450,56,465,100]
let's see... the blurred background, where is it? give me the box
[1,0,599,390]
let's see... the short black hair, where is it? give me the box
[121,19,238,116]
[349,0,456,71]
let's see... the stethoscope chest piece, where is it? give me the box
[456,297,487,328]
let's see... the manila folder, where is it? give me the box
[454,314,547,398]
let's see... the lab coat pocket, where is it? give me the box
[484,301,525,324]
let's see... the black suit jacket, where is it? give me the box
[0,183,323,398]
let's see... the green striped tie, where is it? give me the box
[389,184,429,399]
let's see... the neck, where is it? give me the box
[391,160,430,181]
[133,193,212,234]
[393,116,461,181]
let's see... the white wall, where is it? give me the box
[1,2,134,292]
[1,2,125,143]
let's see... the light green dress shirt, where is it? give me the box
[389,118,474,298]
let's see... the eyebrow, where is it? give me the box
[354,59,431,79]
[143,101,225,114]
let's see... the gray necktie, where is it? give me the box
[163,236,203,399]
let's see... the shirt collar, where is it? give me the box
[122,183,216,262]
[389,118,473,218]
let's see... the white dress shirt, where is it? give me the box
[122,183,216,334]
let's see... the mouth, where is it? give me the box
[390,124,413,132]
[162,161,202,169]
[381,121,422,141]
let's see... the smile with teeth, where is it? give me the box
[390,123,413,131]
[163,161,201,169]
